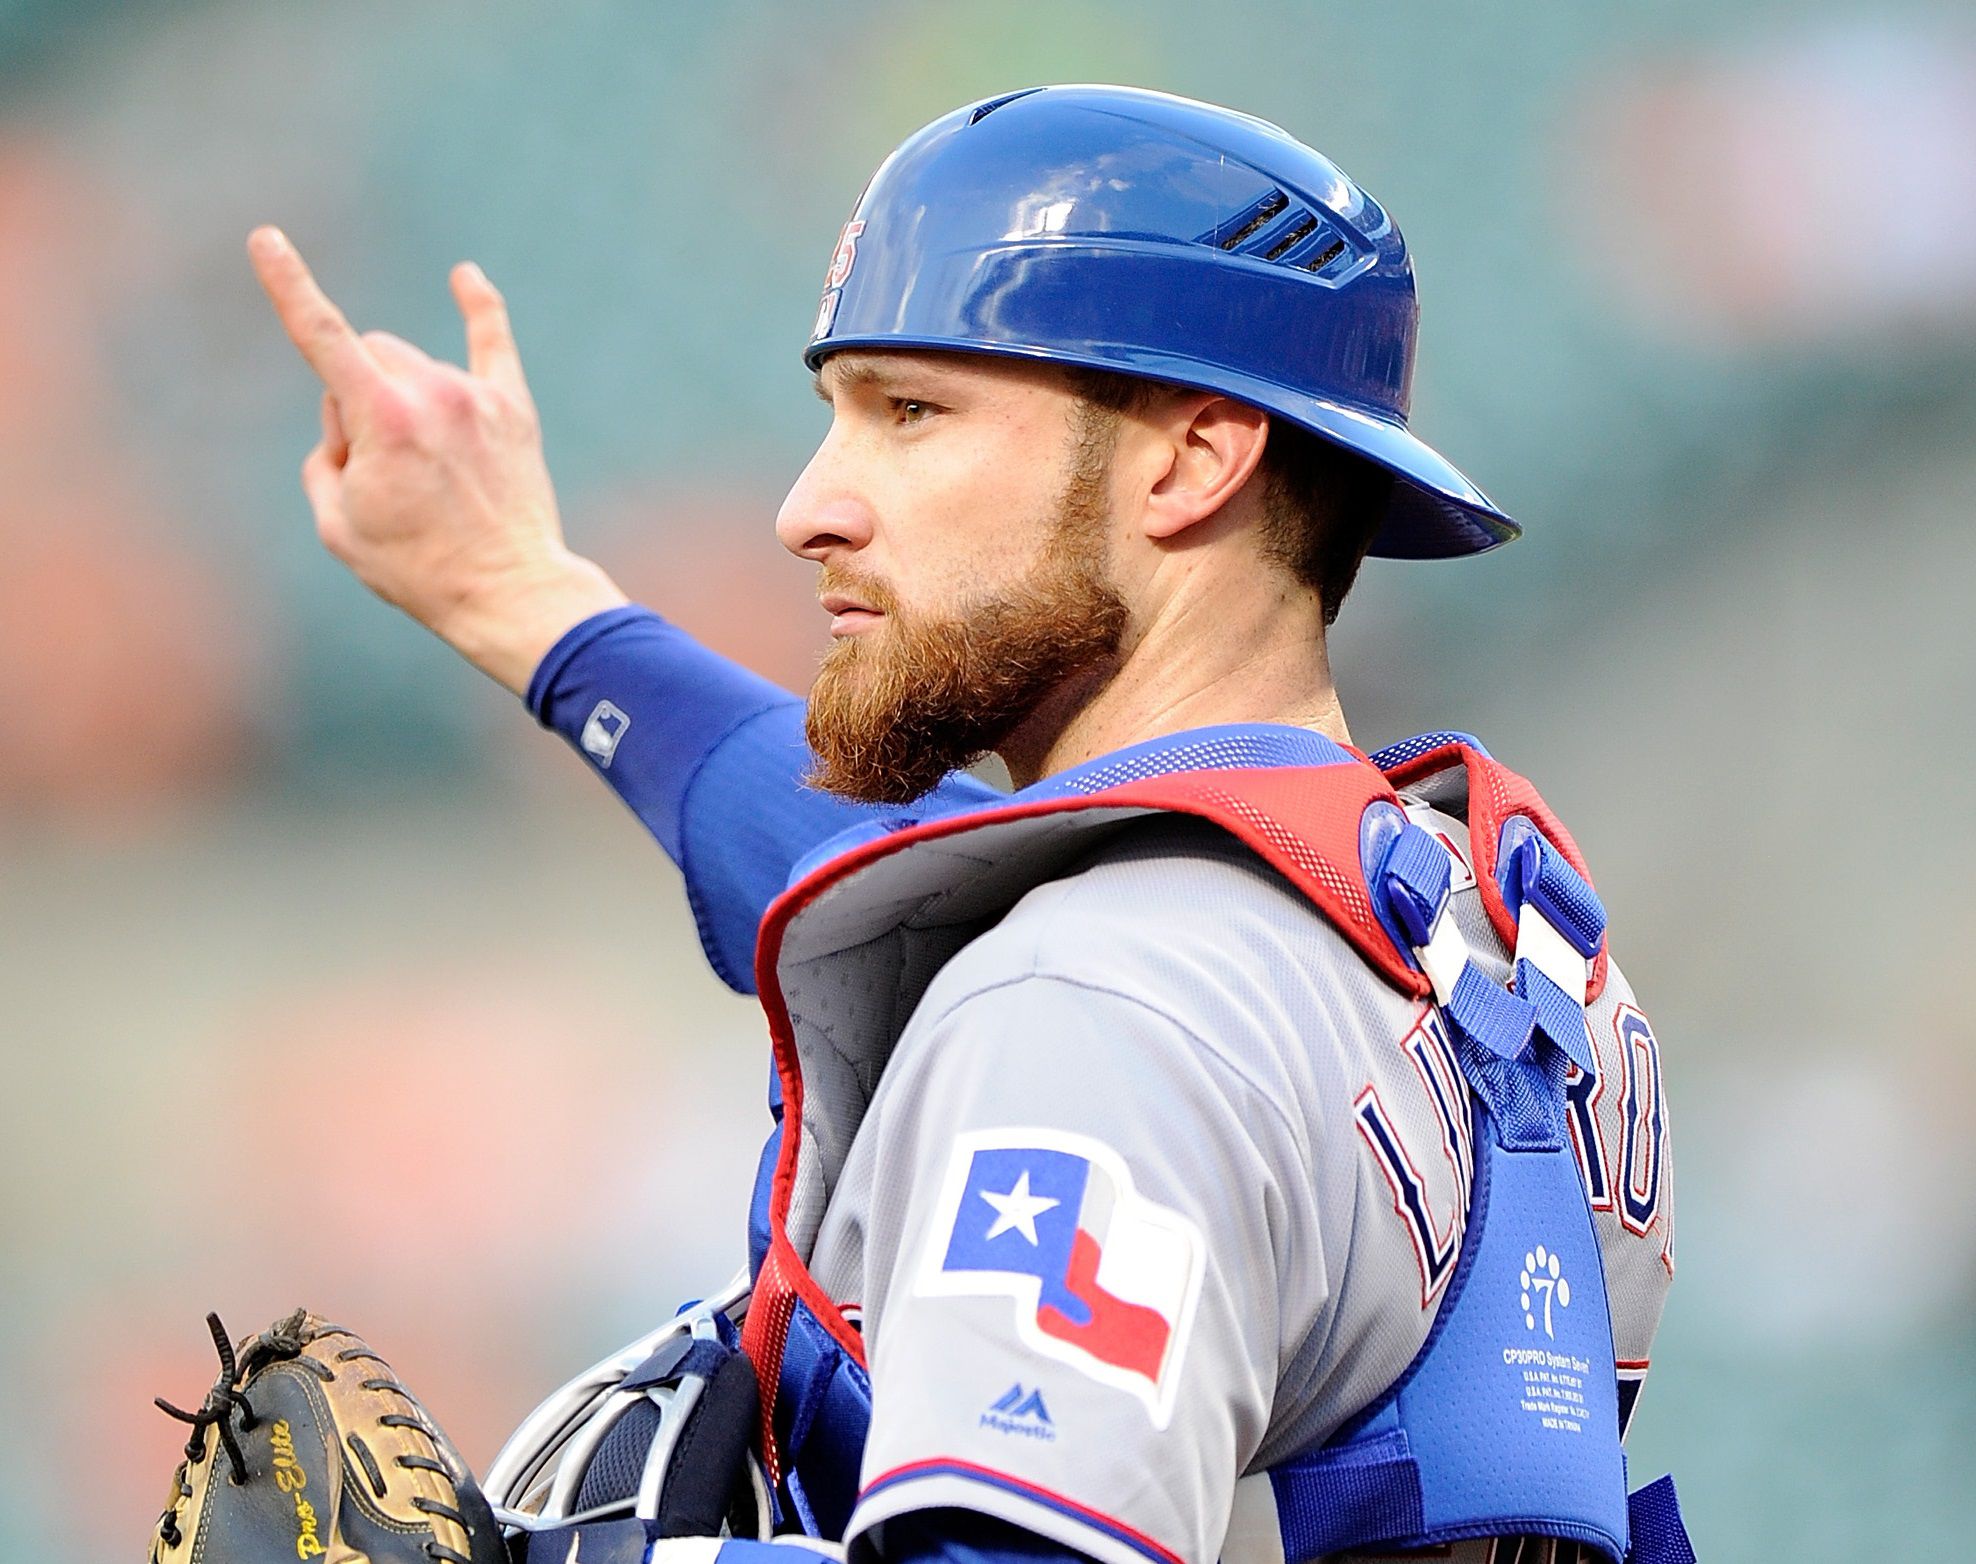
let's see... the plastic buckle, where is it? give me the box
[1371,815,1468,1006]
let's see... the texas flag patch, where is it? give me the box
[917,1128,1205,1426]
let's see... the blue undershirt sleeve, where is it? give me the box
[526,606,1000,992]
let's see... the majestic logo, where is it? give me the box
[580,699,630,768]
[981,1382,1055,1442]
[812,218,866,340]
[918,1128,1204,1426]
[1521,1243,1572,1338]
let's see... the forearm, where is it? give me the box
[528,605,885,990]
[527,606,811,858]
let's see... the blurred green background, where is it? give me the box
[2,2,1973,1558]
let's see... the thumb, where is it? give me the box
[321,391,349,466]
[301,444,353,559]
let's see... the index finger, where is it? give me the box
[248,226,383,398]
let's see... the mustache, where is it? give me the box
[816,569,900,616]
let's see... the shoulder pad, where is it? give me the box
[1085,763,1428,997]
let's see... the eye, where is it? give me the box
[889,396,936,425]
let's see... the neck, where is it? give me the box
[996,579,1350,788]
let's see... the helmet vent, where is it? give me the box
[1209,193,1353,275]
[1215,191,1289,251]
[1262,214,1320,262]
[1303,237,1348,272]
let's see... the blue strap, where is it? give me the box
[1366,816,1559,1150]
[1444,963,1536,1063]
[1268,1430,1425,1561]
[1626,1476,1696,1564]
[1517,960,1597,1076]
[1451,1027,1569,1153]
[1497,820,1601,1074]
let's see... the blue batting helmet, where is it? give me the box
[805,84,1517,560]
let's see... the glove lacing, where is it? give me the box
[151,1312,263,1549]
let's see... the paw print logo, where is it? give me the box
[1520,1245,1572,1338]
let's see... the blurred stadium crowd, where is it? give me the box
[1,3,1972,1558]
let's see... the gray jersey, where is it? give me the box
[810,801,1674,1564]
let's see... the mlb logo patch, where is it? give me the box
[917,1128,1204,1426]
[580,699,630,768]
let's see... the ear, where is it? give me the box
[1139,394,1271,542]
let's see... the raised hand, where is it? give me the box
[249,227,625,694]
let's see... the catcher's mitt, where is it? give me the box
[148,1310,506,1564]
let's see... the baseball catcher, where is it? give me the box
[208,84,1697,1564]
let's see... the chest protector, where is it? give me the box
[739,731,1692,1564]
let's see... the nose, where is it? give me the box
[776,430,876,562]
